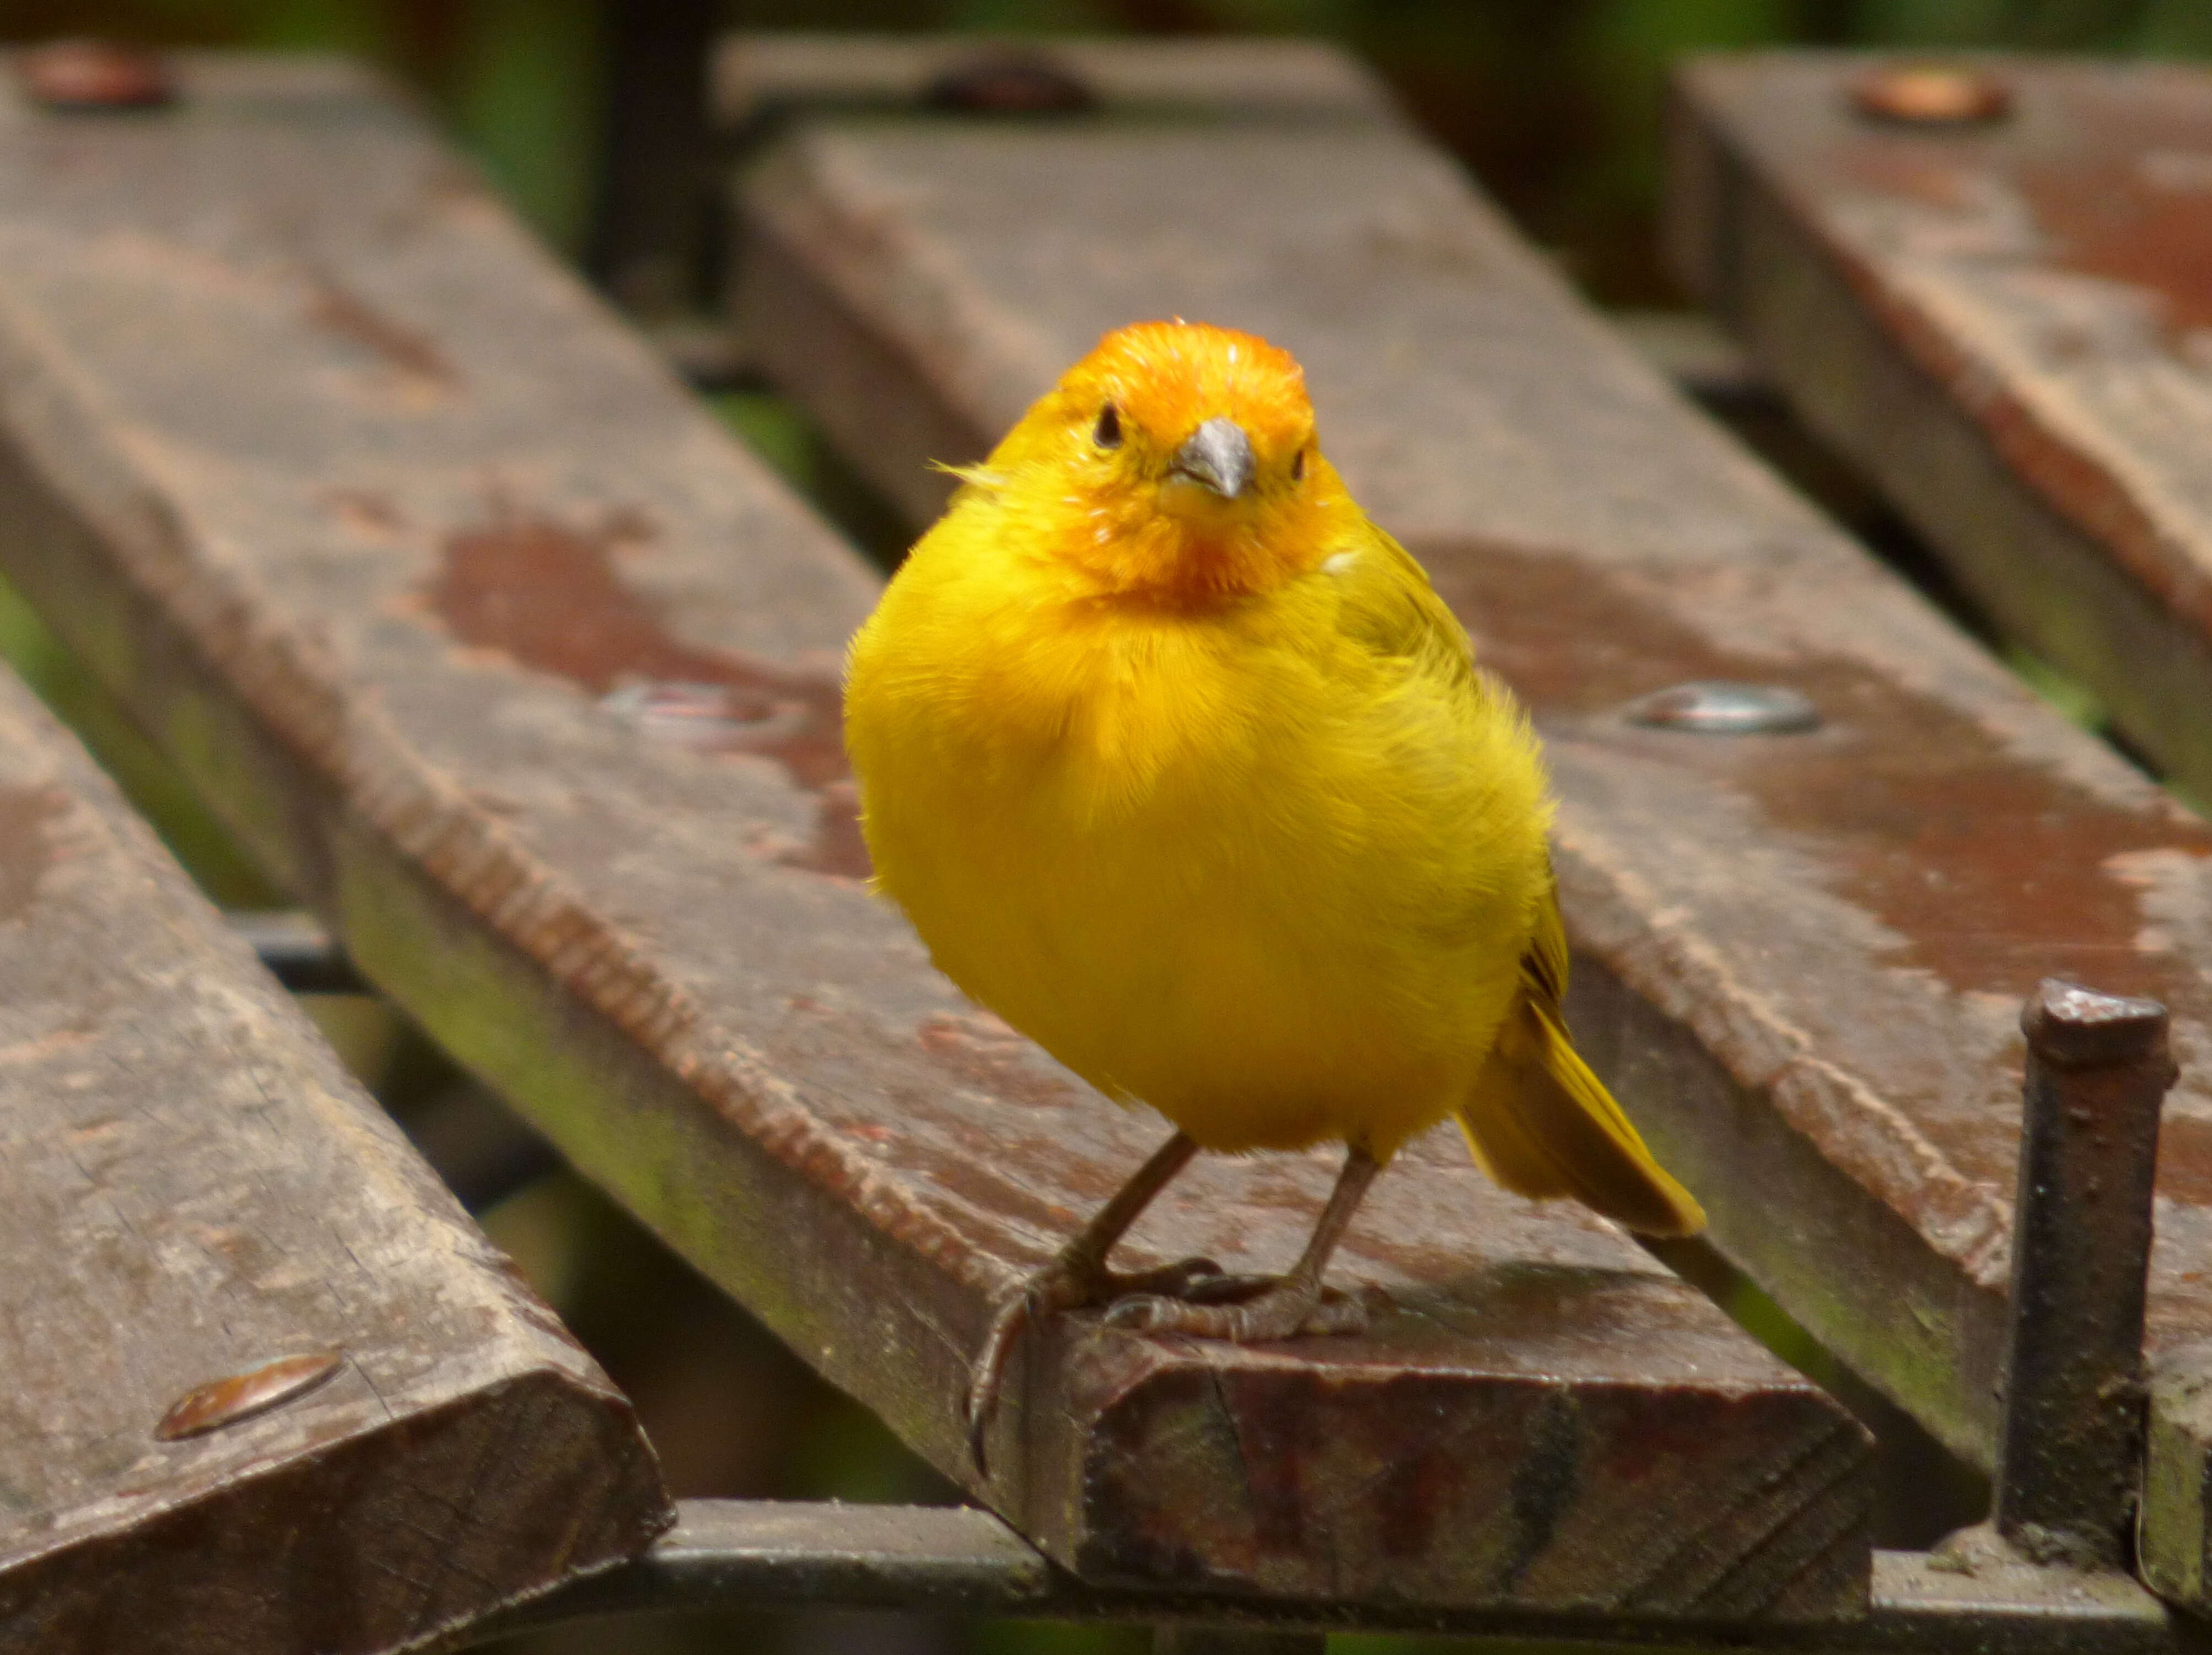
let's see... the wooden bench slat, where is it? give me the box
[714,32,1398,132]
[1664,54,2212,1602]
[1664,52,2212,816]
[0,50,1872,1620]
[721,35,2212,1611]
[0,656,667,1654]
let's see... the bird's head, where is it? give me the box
[978,321,1353,602]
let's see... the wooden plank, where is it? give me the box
[717,33,1398,529]
[0,51,1874,1620]
[722,37,2212,1609]
[0,655,668,1653]
[1664,53,2212,810]
[1662,52,2212,1603]
[715,31,1397,137]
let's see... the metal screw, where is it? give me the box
[1622,681,1820,735]
[601,678,808,752]
[923,50,1094,116]
[1994,980,2175,1568]
[18,39,174,112]
[155,1351,343,1441]
[1852,64,2011,127]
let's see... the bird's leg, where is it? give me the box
[1104,1144,1384,1341]
[965,1129,1223,1471]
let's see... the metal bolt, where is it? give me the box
[601,678,805,752]
[1852,64,2011,127]
[1622,681,1820,735]
[18,39,174,112]
[1994,980,2175,1568]
[155,1351,343,1441]
[923,50,1094,116]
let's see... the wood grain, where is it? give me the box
[1666,57,2212,1598]
[722,39,2212,1610]
[1666,53,2212,828]
[0,661,667,1653]
[0,50,1872,1619]
[714,32,1397,134]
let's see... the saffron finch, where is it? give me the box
[843,321,1704,1465]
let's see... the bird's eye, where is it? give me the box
[1093,403,1122,450]
[1291,446,1307,482]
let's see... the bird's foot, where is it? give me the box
[1101,1274,1375,1341]
[963,1250,1225,1476]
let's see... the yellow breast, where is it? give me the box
[844,489,1553,1158]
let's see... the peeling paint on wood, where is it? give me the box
[0,665,667,1654]
[1667,59,2212,1598]
[1666,51,2212,813]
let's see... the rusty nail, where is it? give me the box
[923,50,1094,116]
[1622,681,1820,735]
[154,1351,343,1441]
[1851,64,2011,127]
[1994,980,2174,1568]
[18,39,175,112]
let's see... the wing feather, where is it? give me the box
[1457,882,1707,1237]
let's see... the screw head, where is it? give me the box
[1622,681,1820,735]
[601,677,802,752]
[1852,64,2011,127]
[18,39,174,111]
[154,1351,342,1441]
[923,50,1094,116]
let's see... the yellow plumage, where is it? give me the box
[844,321,1699,1421]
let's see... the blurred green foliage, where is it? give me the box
[0,572,281,905]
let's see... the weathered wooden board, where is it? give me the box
[0,658,667,1653]
[0,51,1872,1620]
[716,32,1396,529]
[1664,64,2212,1595]
[1666,53,2212,811]
[722,36,2212,1609]
[715,31,1396,137]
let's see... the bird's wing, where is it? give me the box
[1326,520,1480,688]
[1322,524,1700,1234]
[1457,880,1708,1236]
[1523,874,1573,1007]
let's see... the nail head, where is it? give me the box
[1852,64,2011,126]
[1623,681,1820,735]
[19,39,174,111]
[155,1351,343,1441]
[923,50,1094,116]
[601,678,801,751]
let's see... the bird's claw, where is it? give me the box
[1101,1279,1375,1341]
[1174,1270,1275,1304]
[962,1251,1229,1479]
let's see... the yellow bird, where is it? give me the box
[843,321,1703,1462]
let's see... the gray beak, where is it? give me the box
[1169,417,1257,500]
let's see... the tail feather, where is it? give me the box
[1457,886,1706,1238]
